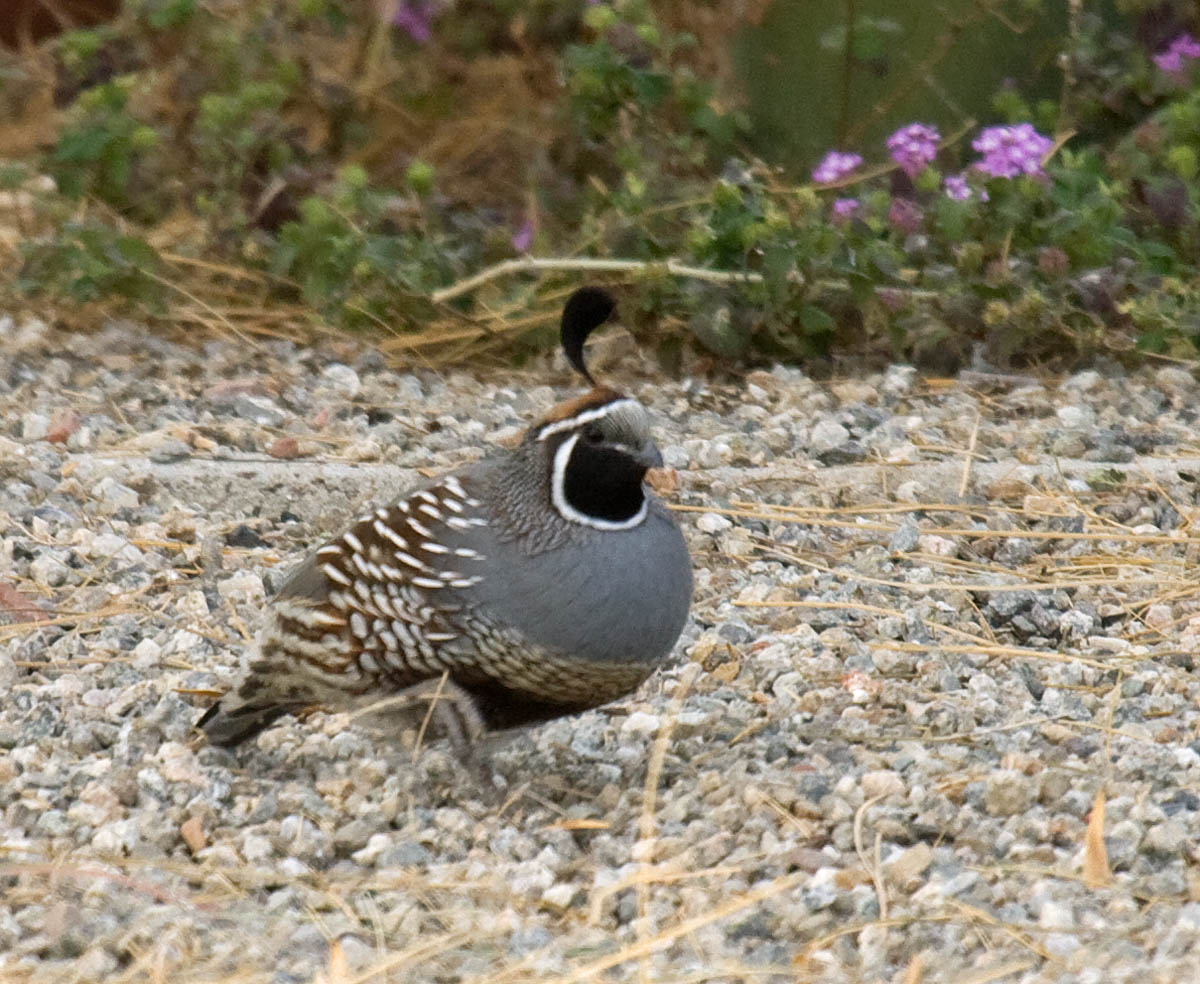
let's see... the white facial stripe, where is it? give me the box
[550,433,648,531]
[536,399,641,441]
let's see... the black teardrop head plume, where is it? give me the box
[560,286,616,385]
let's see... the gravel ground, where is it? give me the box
[2,315,1199,984]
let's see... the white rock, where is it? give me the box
[1173,746,1200,770]
[886,442,921,463]
[321,363,361,398]
[509,860,555,897]
[92,819,138,855]
[1059,609,1095,639]
[242,834,274,863]
[1056,405,1094,429]
[1063,370,1102,392]
[694,441,730,469]
[917,534,957,556]
[621,711,662,737]
[335,935,375,972]
[1087,635,1129,653]
[21,412,49,441]
[352,833,393,866]
[882,365,917,396]
[541,882,578,909]
[1144,603,1173,631]
[809,418,850,453]
[94,477,139,512]
[661,445,690,469]
[861,770,905,800]
[1044,934,1081,959]
[344,439,382,462]
[278,857,309,878]
[91,532,144,565]
[178,590,210,620]
[696,512,733,534]
[1038,900,1075,930]
[168,628,205,655]
[218,572,266,605]
[30,552,69,587]
[1155,365,1195,392]
[132,638,162,669]
[770,671,806,703]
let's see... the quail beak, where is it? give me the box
[635,441,665,471]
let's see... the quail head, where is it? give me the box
[198,286,693,748]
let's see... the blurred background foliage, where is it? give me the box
[0,0,1197,371]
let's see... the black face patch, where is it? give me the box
[562,439,647,523]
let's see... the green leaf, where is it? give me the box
[799,303,836,338]
[114,235,159,268]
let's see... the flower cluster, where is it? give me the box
[887,123,940,177]
[971,123,1053,179]
[812,117,1053,224]
[1153,33,1200,75]
[811,151,862,184]
[830,197,860,223]
[943,174,970,200]
[943,173,989,203]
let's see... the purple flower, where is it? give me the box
[971,123,1053,179]
[392,0,436,43]
[1154,33,1200,74]
[511,219,535,253]
[887,198,923,235]
[1177,34,1200,58]
[812,151,862,184]
[831,197,860,224]
[943,174,970,200]
[887,123,940,177]
[944,173,989,202]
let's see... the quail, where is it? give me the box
[198,287,693,748]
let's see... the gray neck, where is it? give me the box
[485,440,601,555]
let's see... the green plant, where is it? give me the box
[8,0,1200,369]
[270,165,461,329]
[50,79,164,217]
[19,218,164,309]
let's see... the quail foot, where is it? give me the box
[198,287,693,755]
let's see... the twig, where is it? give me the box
[412,671,450,762]
[432,254,943,307]
[635,664,700,983]
[137,268,263,349]
[959,411,981,497]
[853,793,889,919]
[430,256,774,304]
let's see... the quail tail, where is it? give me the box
[197,698,294,747]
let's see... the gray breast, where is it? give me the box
[465,497,692,668]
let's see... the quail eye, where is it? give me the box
[582,424,604,445]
